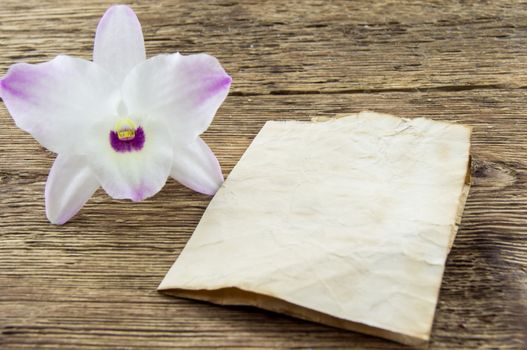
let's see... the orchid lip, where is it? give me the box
[109,117,145,152]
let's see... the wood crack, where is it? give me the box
[229,84,526,97]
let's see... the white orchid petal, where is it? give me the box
[87,117,173,201]
[0,55,118,154]
[45,154,100,225]
[93,5,146,84]
[171,137,224,195]
[122,53,231,139]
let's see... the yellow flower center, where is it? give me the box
[115,117,137,141]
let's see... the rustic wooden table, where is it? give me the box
[0,1,525,349]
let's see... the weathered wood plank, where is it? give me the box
[0,1,527,94]
[0,0,526,349]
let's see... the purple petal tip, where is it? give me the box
[211,74,232,92]
[199,74,232,103]
[0,65,43,101]
[131,184,149,202]
[221,74,233,89]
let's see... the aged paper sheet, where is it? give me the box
[159,111,472,346]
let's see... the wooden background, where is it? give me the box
[0,0,526,349]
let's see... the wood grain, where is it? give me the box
[0,1,526,349]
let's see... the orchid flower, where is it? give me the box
[0,5,231,224]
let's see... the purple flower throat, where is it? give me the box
[109,126,145,152]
